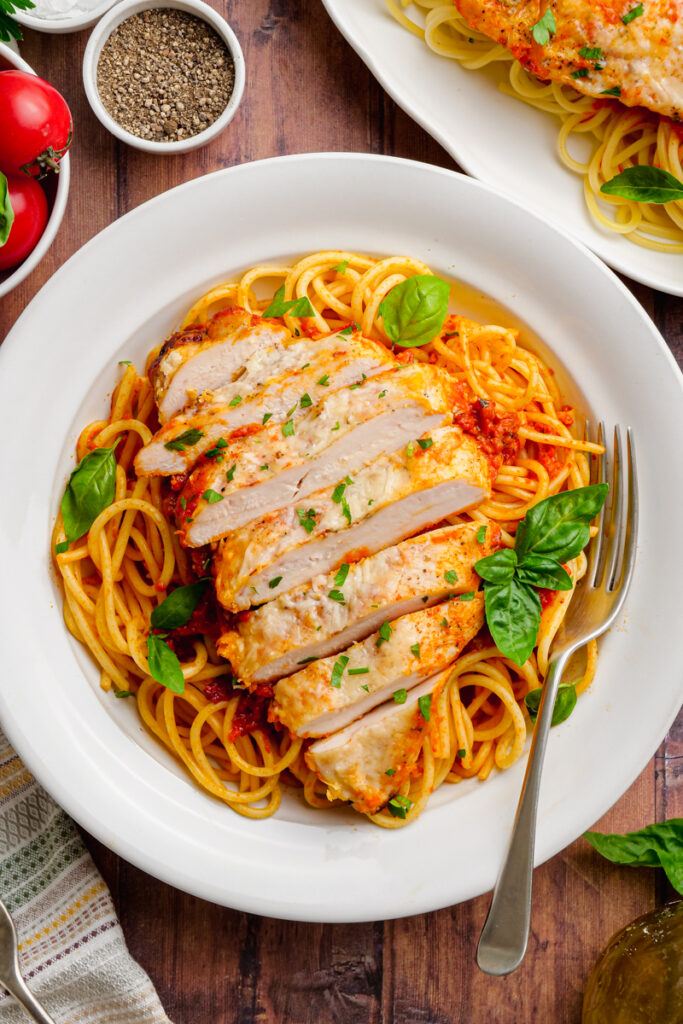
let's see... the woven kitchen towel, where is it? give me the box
[0,728,171,1023]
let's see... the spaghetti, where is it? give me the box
[387,0,683,253]
[53,250,600,828]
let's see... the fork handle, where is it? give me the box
[476,650,571,975]
[1,971,56,1024]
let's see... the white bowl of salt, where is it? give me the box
[13,0,118,33]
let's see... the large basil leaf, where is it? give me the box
[150,582,208,631]
[525,683,577,727]
[0,173,14,247]
[147,634,185,693]
[475,548,517,584]
[584,820,683,894]
[600,166,683,204]
[516,555,573,591]
[61,446,117,542]
[378,275,449,348]
[515,483,608,563]
[484,578,541,667]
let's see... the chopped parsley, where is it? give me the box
[297,656,317,665]
[180,497,187,511]
[286,403,298,417]
[440,618,448,628]
[393,689,408,704]
[459,591,475,602]
[282,419,295,437]
[202,489,223,503]
[349,374,367,390]
[331,655,349,687]
[341,497,352,525]
[334,563,350,587]
[228,395,242,407]
[114,689,136,698]
[418,693,432,721]
[331,421,340,431]
[378,390,387,398]
[410,643,421,659]
[296,508,317,533]
[299,392,313,408]
[444,570,458,585]
[601,85,621,96]
[335,260,349,274]
[388,794,413,819]
[332,482,346,503]
[571,68,590,78]
[301,362,310,370]
[328,589,346,603]
[260,464,269,471]
[348,667,370,675]
[361,684,370,692]
[377,621,393,647]
[530,8,556,45]
[262,412,273,425]
[417,438,433,450]
[578,45,603,60]
[621,2,643,24]
[385,768,396,776]
[268,576,283,589]
[476,525,487,544]
[339,322,358,336]
[317,374,330,386]
[406,441,415,458]
[118,360,132,366]
[226,464,237,482]
[456,748,466,758]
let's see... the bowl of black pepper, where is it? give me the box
[82,0,245,153]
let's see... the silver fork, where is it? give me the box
[0,897,56,1023]
[477,424,637,976]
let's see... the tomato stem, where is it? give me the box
[19,124,72,179]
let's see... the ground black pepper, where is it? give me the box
[97,8,235,143]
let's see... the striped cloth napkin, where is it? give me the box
[0,729,171,1023]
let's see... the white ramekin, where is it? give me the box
[0,43,71,300]
[82,0,245,154]
[13,0,119,35]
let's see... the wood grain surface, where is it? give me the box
[1,3,682,1022]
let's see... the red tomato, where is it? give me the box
[0,175,48,271]
[0,71,72,178]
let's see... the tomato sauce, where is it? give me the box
[454,397,522,464]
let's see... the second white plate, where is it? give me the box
[322,0,683,297]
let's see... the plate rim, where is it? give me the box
[1,151,682,922]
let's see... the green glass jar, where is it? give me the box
[583,902,683,1024]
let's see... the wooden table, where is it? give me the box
[2,4,682,1021]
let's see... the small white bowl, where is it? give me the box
[13,0,119,35]
[0,43,70,299]
[83,0,245,154]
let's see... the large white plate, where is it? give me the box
[321,0,683,297]
[0,154,682,922]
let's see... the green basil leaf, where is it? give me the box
[0,172,14,247]
[61,446,117,542]
[584,820,683,894]
[163,428,204,452]
[379,275,449,348]
[516,555,573,591]
[147,634,185,693]
[515,484,608,563]
[485,579,541,667]
[263,285,315,319]
[525,683,577,727]
[55,541,69,555]
[475,548,517,584]
[150,582,207,631]
[600,166,683,204]
[530,8,556,45]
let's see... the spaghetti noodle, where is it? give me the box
[387,0,683,253]
[53,250,600,828]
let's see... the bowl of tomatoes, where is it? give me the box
[0,44,71,299]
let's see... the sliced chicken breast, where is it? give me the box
[135,333,395,477]
[150,308,292,423]
[213,427,494,610]
[270,593,484,737]
[453,0,683,120]
[305,669,449,814]
[180,364,459,545]
[219,522,499,684]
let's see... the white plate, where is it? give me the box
[0,154,682,922]
[321,0,683,298]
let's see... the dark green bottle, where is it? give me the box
[583,903,683,1024]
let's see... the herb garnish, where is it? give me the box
[61,446,117,542]
[164,428,204,452]
[328,589,346,603]
[385,768,396,776]
[151,582,207,630]
[531,9,556,45]
[459,591,475,602]
[379,275,450,348]
[584,820,683,894]
[263,285,315,319]
[0,0,35,44]
[525,683,577,727]
[226,464,237,482]
[377,621,393,647]
[334,563,350,587]
[578,45,603,60]
[418,693,431,721]
[601,85,621,96]
[621,2,643,24]
[335,260,349,274]
[601,166,683,204]
[228,395,242,407]
[262,412,273,425]
[147,633,185,693]
[331,655,349,688]
[571,68,589,78]
[476,525,487,544]
[317,374,330,386]
[269,576,283,589]
[444,569,458,585]
[410,643,421,659]
[299,392,313,408]
[202,489,223,503]
[393,689,408,704]
[348,667,370,675]
[296,508,317,533]
[417,438,433,450]
[55,541,69,554]
[282,420,295,437]
[388,794,413,819]
[114,690,136,698]
[474,484,607,666]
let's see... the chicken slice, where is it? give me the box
[270,593,484,737]
[213,427,494,610]
[453,0,683,120]
[179,363,460,545]
[219,522,499,684]
[305,669,449,814]
[135,332,395,477]
[150,308,292,423]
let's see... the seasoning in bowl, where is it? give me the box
[96,8,235,143]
